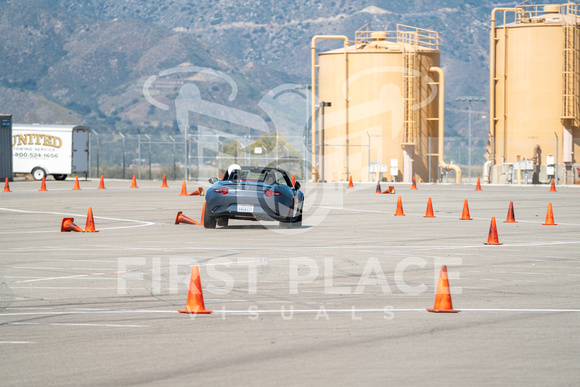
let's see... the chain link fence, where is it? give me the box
[89,132,311,182]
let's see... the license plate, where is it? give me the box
[237,204,254,213]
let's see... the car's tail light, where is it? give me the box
[214,187,229,194]
[265,189,281,197]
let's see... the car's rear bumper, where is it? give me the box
[207,198,292,222]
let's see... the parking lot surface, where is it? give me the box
[1,178,579,385]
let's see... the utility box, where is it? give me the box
[0,114,13,181]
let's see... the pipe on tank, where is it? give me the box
[489,7,517,168]
[483,160,492,184]
[311,35,349,182]
[429,66,462,183]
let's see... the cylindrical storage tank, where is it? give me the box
[314,25,443,183]
[490,3,580,184]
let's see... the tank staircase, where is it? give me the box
[561,2,580,127]
[403,47,418,145]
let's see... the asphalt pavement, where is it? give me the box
[1,177,579,386]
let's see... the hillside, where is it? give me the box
[0,0,565,167]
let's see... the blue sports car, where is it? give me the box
[204,166,304,228]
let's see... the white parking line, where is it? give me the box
[1,307,580,317]
[0,341,36,344]
[9,322,147,328]
[0,207,155,233]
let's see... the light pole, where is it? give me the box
[169,136,177,180]
[92,129,99,178]
[295,85,311,181]
[320,101,331,182]
[119,132,126,179]
[456,96,485,183]
[137,129,141,180]
[144,134,151,180]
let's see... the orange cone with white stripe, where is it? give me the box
[98,175,105,189]
[484,217,502,245]
[424,197,435,218]
[3,178,10,192]
[542,203,557,225]
[394,196,405,216]
[72,176,81,190]
[427,265,459,313]
[60,218,84,232]
[178,266,213,314]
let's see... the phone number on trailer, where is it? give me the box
[14,152,59,159]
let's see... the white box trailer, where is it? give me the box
[12,124,89,180]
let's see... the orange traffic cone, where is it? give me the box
[189,187,204,196]
[200,202,206,226]
[130,174,138,188]
[459,199,472,220]
[542,203,557,225]
[72,176,81,190]
[179,180,188,196]
[60,217,84,232]
[549,178,556,192]
[424,197,435,218]
[98,175,105,189]
[3,178,10,192]
[410,176,418,190]
[178,266,213,314]
[383,186,395,194]
[394,196,405,216]
[347,176,354,189]
[39,177,47,191]
[427,265,459,313]
[504,201,517,223]
[161,174,168,188]
[84,207,99,232]
[174,211,201,225]
[475,178,482,191]
[484,217,503,245]
[375,180,382,194]
[292,174,296,187]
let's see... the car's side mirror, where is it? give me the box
[294,181,301,190]
[208,177,218,184]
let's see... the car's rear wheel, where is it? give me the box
[53,174,67,181]
[291,214,302,228]
[217,217,229,227]
[203,208,216,229]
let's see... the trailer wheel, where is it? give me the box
[32,167,47,181]
[53,174,67,181]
